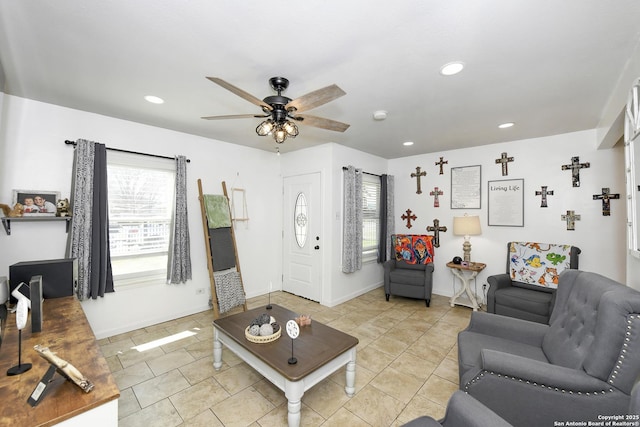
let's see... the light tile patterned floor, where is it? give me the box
[100,288,472,426]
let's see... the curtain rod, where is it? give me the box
[341,166,381,177]
[64,140,191,163]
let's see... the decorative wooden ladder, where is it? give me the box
[197,178,247,318]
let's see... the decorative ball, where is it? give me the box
[249,325,261,336]
[271,322,280,333]
[258,313,271,325]
[259,324,274,336]
[452,256,462,265]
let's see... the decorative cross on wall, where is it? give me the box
[426,218,447,248]
[592,188,620,216]
[561,156,590,187]
[435,157,448,175]
[561,210,581,231]
[495,152,514,176]
[429,187,444,207]
[411,166,427,194]
[535,186,554,208]
[401,209,417,229]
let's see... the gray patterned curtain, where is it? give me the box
[167,155,192,284]
[68,139,114,300]
[378,174,395,263]
[342,165,362,273]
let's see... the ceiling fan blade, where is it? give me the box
[286,84,346,113]
[206,77,272,111]
[201,114,268,120]
[294,114,350,132]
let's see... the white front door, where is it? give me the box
[282,173,322,302]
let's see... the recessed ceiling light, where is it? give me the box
[498,122,515,129]
[144,95,164,104]
[403,141,414,146]
[440,62,465,76]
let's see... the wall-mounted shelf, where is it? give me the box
[1,216,72,235]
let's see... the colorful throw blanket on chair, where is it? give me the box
[392,234,434,264]
[509,242,573,289]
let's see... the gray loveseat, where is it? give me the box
[458,269,640,426]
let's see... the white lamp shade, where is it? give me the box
[453,215,481,236]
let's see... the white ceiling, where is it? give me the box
[1,1,639,159]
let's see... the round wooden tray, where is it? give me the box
[245,326,281,343]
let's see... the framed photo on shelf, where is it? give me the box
[487,179,524,227]
[12,190,60,216]
[451,165,481,209]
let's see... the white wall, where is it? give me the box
[597,36,640,290]
[279,143,388,307]
[389,129,626,302]
[0,95,282,339]
[0,95,630,339]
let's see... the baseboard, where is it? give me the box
[92,304,211,340]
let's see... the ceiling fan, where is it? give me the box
[202,76,350,144]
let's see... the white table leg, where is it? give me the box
[449,268,479,310]
[213,328,223,370]
[345,348,356,397]
[285,380,304,427]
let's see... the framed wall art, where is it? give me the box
[12,190,60,216]
[487,179,524,227]
[451,165,481,209]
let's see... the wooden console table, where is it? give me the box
[446,261,486,311]
[0,296,119,426]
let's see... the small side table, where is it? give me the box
[446,261,486,311]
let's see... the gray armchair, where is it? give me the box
[458,270,640,426]
[384,234,434,307]
[405,378,640,427]
[487,241,580,323]
[401,391,513,427]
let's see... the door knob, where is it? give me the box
[314,245,320,250]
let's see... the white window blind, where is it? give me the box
[362,174,381,261]
[107,152,175,284]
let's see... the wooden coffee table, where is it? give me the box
[213,304,358,427]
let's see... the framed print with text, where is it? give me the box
[451,165,481,209]
[488,179,524,226]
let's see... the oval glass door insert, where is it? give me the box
[294,192,308,248]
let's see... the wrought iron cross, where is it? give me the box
[495,152,514,176]
[592,188,620,216]
[435,156,448,175]
[535,186,554,208]
[401,209,417,229]
[429,187,444,207]
[411,166,427,194]
[561,156,590,187]
[426,218,447,248]
[561,210,581,230]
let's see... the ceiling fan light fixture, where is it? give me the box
[274,127,288,144]
[256,119,275,136]
[283,120,299,137]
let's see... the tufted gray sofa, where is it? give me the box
[457,269,640,426]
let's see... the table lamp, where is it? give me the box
[453,214,482,263]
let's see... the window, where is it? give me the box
[107,152,175,285]
[362,174,381,261]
